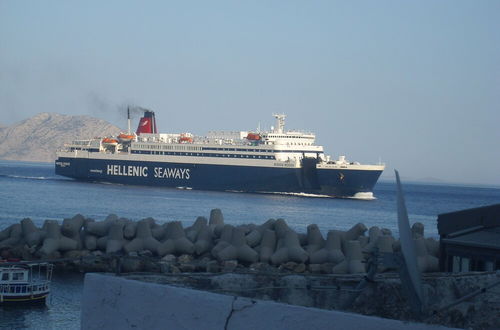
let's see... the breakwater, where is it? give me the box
[0,209,440,274]
[2,209,499,329]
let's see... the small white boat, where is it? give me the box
[0,262,53,305]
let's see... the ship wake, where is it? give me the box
[0,174,57,181]
[260,191,332,198]
[348,192,376,200]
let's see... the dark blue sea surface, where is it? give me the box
[1,160,499,236]
[1,160,499,329]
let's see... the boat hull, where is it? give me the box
[0,293,48,305]
[55,157,383,198]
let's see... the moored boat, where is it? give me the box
[0,262,53,305]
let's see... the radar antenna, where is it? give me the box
[272,113,286,133]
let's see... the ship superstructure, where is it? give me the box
[55,111,384,198]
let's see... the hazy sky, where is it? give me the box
[1,1,499,185]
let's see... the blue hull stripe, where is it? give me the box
[55,157,383,197]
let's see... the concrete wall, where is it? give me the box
[81,273,454,330]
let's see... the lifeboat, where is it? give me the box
[246,133,261,141]
[101,138,119,147]
[117,133,135,143]
[179,133,193,143]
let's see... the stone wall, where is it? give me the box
[116,271,500,330]
[81,273,453,330]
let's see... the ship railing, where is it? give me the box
[0,281,50,295]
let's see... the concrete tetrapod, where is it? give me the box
[151,224,166,241]
[157,221,194,256]
[209,209,224,224]
[0,224,14,242]
[106,221,126,254]
[375,235,395,272]
[332,240,365,274]
[21,218,43,247]
[258,219,276,233]
[85,214,118,237]
[194,223,213,255]
[62,214,85,237]
[96,236,108,251]
[84,234,98,251]
[271,230,308,265]
[211,225,234,258]
[0,211,445,274]
[273,219,291,242]
[0,224,23,249]
[362,226,382,255]
[247,219,275,249]
[245,229,262,248]
[425,237,440,258]
[381,228,392,236]
[209,209,224,237]
[123,222,137,240]
[124,219,161,254]
[305,224,325,255]
[376,235,395,254]
[185,217,208,242]
[38,220,78,256]
[62,214,85,250]
[415,238,439,273]
[410,222,439,258]
[347,240,366,273]
[341,223,367,252]
[411,222,425,239]
[259,229,277,263]
[309,230,344,264]
[217,227,259,263]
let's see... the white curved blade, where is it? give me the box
[395,170,423,304]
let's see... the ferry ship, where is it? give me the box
[55,111,385,198]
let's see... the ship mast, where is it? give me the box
[273,114,286,133]
[127,106,131,134]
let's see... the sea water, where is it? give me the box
[0,160,499,329]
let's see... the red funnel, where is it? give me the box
[136,111,157,135]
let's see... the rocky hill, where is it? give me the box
[0,113,122,162]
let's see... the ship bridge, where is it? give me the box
[259,114,316,146]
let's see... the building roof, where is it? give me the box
[437,203,500,237]
[441,226,500,250]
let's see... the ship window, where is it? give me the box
[13,272,24,281]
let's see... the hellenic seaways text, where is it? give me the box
[106,165,190,179]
